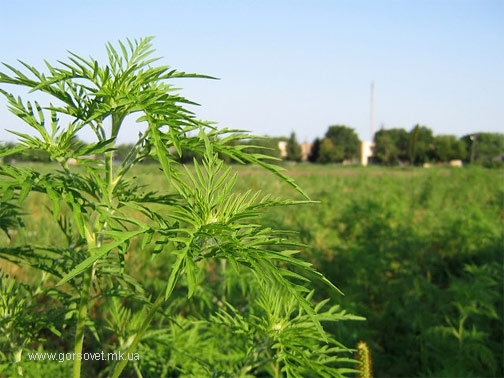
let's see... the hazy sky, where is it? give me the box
[0,0,502,144]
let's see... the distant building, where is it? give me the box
[300,142,312,161]
[278,141,312,162]
[278,141,287,158]
[278,140,373,165]
[360,141,374,166]
[449,159,463,167]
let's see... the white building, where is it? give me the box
[360,141,374,166]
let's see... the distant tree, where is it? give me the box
[373,132,397,164]
[286,132,302,162]
[433,135,467,162]
[461,132,504,167]
[373,128,409,165]
[318,138,343,163]
[408,125,435,165]
[27,149,51,162]
[308,138,321,163]
[324,125,361,162]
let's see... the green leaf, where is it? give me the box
[57,228,146,286]
[165,249,187,300]
[70,197,85,238]
[185,255,198,298]
[18,182,32,203]
[45,186,61,221]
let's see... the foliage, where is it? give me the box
[408,124,435,164]
[258,166,503,377]
[0,37,357,377]
[317,138,343,164]
[432,134,467,162]
[286,132,302,162]
[2,163,503,377]
[0,273,66,377]
[372,128,409,165]
[373,127,501,166]
[308,138,321,163]
[0,142,51,163]
[323,125,361,163]
[155,280,362,378]
[461,132,504,167]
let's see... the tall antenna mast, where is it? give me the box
[370,81,375,140]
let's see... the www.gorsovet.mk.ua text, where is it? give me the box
[27,351,141,363]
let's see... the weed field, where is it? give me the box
[1,163,503,377]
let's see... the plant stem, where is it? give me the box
[110,294,165,378]
[105,149,114,205]
[272,361,280,378]
[72,264,95,378]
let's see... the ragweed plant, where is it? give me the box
[0,273,64,377]
[0,37,358,377]
[356,341,372,378]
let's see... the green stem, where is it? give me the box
[105,149,114,204]
[272,361,280,378]
[110,294,165,378]
[72,264,95,378]
[73,130,115,377]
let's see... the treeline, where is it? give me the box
[371,126,504,167]
[1,125,503,167]
[304,124,503,167]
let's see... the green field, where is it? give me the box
[1,163,503,377]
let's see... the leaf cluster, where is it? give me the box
[0,37,357,378]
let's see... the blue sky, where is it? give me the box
[0,0,502,144]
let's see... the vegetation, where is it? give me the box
[1,164,502,377]
[373,126,503,167]
[355,342,372,378]
[3,128,502,168]
[257,165,503,377]
[285,132,302,162]
[307,138,321,163]
[372,128,409,165]
[408,125,435,165]
[461,132,504,167]
[320,125,361,164]
[0,38,360,378]
[241,136,282,160]
[432,134,467,162]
